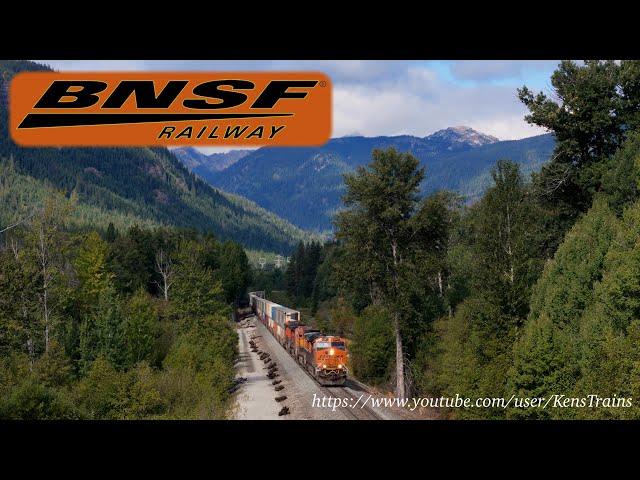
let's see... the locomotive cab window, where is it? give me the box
[331,342,346,350]
[314,341,331,350]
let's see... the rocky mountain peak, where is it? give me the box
[427,126,499,148]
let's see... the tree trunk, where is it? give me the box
[505,204,514,284]
[39,225,51,353]
[155,249,172,302]
[394,311,405,398]
[26,338,34,370]
[43,288,50,353]
[390,238,405,398]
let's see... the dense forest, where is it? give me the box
[259,60,640,418]
[0,60,261,419]
[0,61,313,255]
[0,192,251,418]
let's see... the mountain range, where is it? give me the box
[191,127,555,231]
[0,60,311,255]
[1,60,555,251]
[171,147,250,179]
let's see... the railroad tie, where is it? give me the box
[278,406,290,416]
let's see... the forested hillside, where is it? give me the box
[0,61,311,254]
[0,191,252,418]
[0,61,264,419]
[172,147,250,178]
[203,128,554,231]
[257,61,640,419]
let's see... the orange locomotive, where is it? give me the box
[249,291,348,386]
[294,328,348,385]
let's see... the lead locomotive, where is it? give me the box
[249,291,348,386]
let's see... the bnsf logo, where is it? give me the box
[10,72,331,147]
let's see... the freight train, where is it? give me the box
[248,291,348,386]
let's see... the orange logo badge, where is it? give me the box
[10,72,331,146]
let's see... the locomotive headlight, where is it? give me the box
[338,364,343,369]
[329,348,335,356]
[323,364,327,369]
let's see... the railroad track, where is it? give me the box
[319,384,381,420]
[251,315,383,420]
[298,364,381,420]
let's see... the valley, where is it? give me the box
[2,58,638,423]
[183,129,555,231]
[0,62,312,256]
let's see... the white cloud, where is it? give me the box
[35,60,552,141]
[39,60,413,84]
[449,60,560,82]
[331,66,547,140]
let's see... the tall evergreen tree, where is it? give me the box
[336,148,443,397]
[217,241,251,306]
[429,161,543,417]
[285,242,305,300]
[469,160,544,318]
[123,289,157,367]
[75,231,114,310]
[508,197,619,417]
[171,241,226,320]
[105,222,118,243]
[519,60,640,250]
[570,194,640,418]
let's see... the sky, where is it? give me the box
[36,60,559,152]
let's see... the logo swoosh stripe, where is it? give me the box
[18,113,293,129]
